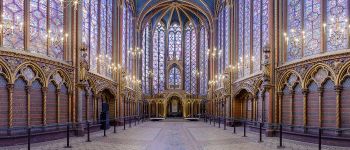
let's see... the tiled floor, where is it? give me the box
[2,120,349,150]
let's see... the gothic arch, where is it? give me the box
[337,61,350,85]
[47,69,72,90]
[303,63,336,88]
[13,62,46,86]
[0,59,12,83]
[277,70,303,91]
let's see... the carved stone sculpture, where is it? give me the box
[79,46,89,82]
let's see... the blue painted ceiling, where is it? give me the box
[135,0,216,29]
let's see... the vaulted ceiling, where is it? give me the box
[135,0,218,30]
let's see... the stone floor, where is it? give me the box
[2,120,349,150]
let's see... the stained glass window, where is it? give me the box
[253,0,261,73]
[29,0,64,59]
[238,0,244,78]
[122,4,127,68]
[142,23,150,95]
[326,0,349,51]
[243,0,251,77]
[199,26,208,96]
[49,0,64,60]
[3,0,24,50]
[304,0,321,56]
[224,7,230,69]
[287,0,302,61]
[168,23,182,60]
[90,0,98,72]
[30,0,47,55]
[153,22,165,94]
[185,23,197,95]
[82,0,113,76]
[169,66,181,89]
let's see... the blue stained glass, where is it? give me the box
[122,5,127,68]
[304,0,321,56]
[244,0,251,76]
[82,0,90,61]
[142,23,150,95]
[238,0,244,78]
[3,0,24,50]
[253,0,261,73]
[287,0,302,61]
[30,0,47,55]
[90,0,98,72]
[326,0,349,51]
[153,23,165,94]
[106,0,113,77]
[199,26,208,96]
[49,0,64,60]
[224,7,230,69]
[169,66,181,89]
[168,23,182,60]
[185,23,197,95]
[100,0,107,75]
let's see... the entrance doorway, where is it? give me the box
[167,96,183,117]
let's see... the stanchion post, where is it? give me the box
[277,124,284,148]
[87,122,91,142]
[103,120,107,137]
[318,128,322,150]
[135,116,136,126]
[258,122,262,143]
[129,116,131,128]
[123,117,126,130]
[243,121,247,137]
[114,119,116,133]
[224,117,226,130]
[218,117,221,128]
[233,120,236,134]
[27,127,31,150]
[65,123,71,148]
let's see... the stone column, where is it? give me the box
[57,89,61,123]
[42,87,48,125]
[302,88,308,128]
[26,86,32,126]
[335,86,342,129]
[156,102,158,118]
[318,87,323,127]
[7,84,14,128]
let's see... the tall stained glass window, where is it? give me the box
[168,23,182,60]
[326,0,348,51]
[184,23,197,95]
[169,66,181,89]
[304,0,321,56]
[238,0,244,78]
[49,0,64,59]
[287,0,302,61]
[3,0,24,50]
[82,0,114,77]
[224,7,230,68]
[30,0,48,55]
[243,0,251,77]
[199,26,208,96]
[253,0,261,73]
[237,0,268,78]
[153,22,165,94]
[284,0,349,62]
[142,23,150,95]
[29,0,64,59]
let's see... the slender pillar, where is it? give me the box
[335,86,341,129]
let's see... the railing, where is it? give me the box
[0,116,146,150]
[202,115,350,150]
